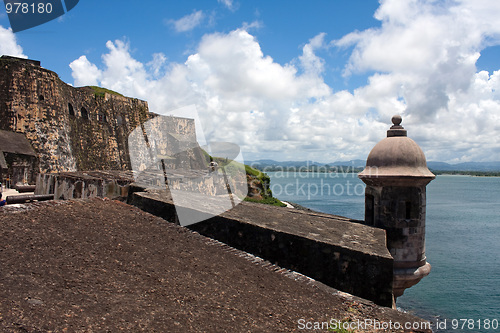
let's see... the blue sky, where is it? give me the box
[2,0,500,163]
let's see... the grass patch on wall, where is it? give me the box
[89,86,124,98]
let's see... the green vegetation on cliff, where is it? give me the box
[243,196,286,207]
[243,164,286,206]
[207,154,284,206]
[244,164,271,195]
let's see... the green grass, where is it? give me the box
[89,86,124,98]
[210,157,270,183]
[244,164,271,185]
[244,164,261,177]
[200,148,212,164]
[244,197,286,207]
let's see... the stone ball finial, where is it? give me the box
[392,115,402,127]
[389,115,405,135]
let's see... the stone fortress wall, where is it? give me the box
[0,56,199,174]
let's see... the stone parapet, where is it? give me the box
[35,171,134,200]
[129,189,395,307]
[0,198,431,332]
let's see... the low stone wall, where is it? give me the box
[35,171,134,200]
[35,169,246,200]
[129,189,394,307]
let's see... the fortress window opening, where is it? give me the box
[405,201,412,220]
[98,112,106,122]
[365,194,375,226]
[81,107,88,120]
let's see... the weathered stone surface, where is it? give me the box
[130,189,395,307]
[359,116,435,299]
[0,56,149,172]
[0,56,204,174]
[0,198,431,332]
[35,170,135,200]
[35,168,247,201]
[0,130,38,185]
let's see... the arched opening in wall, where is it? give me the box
[116,114,123,125]
[39,95,45,101]
[68,103,75,116]
[81,107,89,120]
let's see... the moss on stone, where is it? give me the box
[89,86,124,98]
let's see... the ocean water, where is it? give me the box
[268,172,500,332]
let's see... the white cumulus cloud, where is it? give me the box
[69,55,102,86]
[0,25,26,58]
[333,0,500,162]
[299,33,327,77]
[70,0,500,163]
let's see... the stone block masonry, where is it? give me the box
[35,170,135,200]
[35,169,240,201]
[0,56,198,174]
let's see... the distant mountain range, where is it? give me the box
[246,159,500,172]
[427,161,500,172]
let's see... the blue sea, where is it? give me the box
[268,172,500,333]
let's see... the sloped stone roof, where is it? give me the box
[0,198,431,332]
[0,130,37,157]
